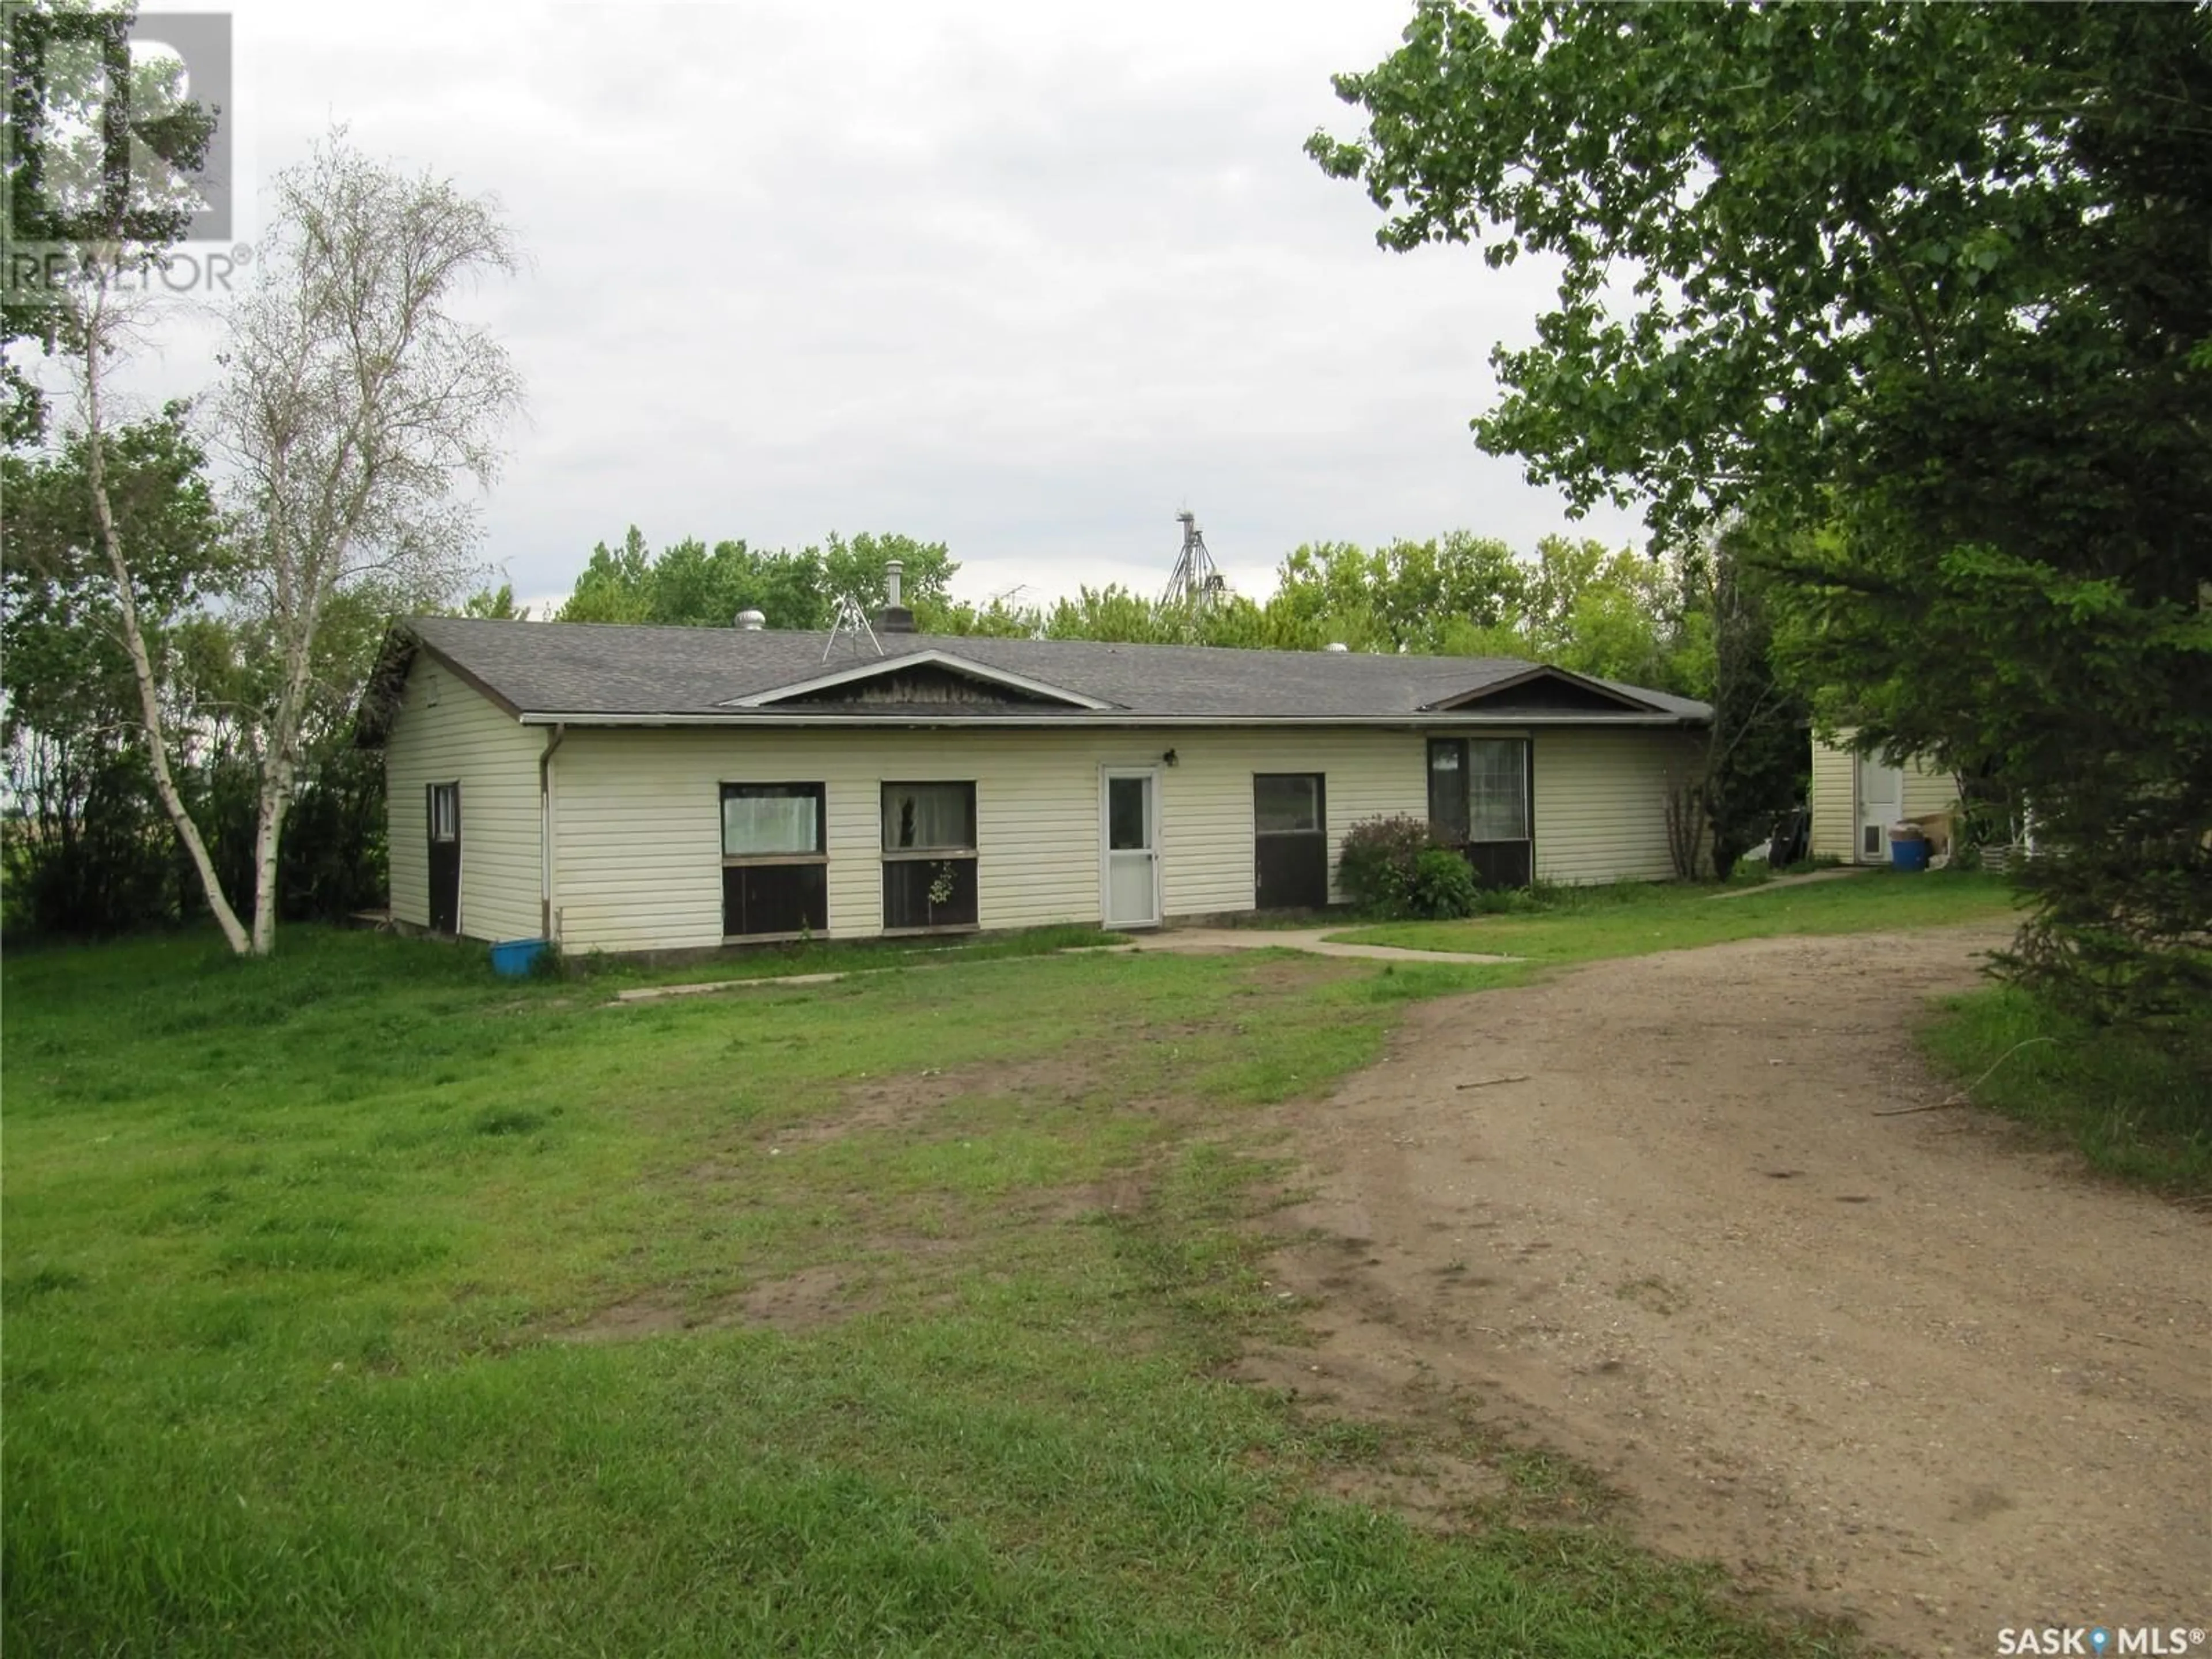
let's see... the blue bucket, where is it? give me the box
[490,938,549,978]
[1888,837,1930,874]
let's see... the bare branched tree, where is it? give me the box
[211,135,525,953]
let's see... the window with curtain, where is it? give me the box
[1427,738,1529,842]
[881,782,976,852]
[881,782,979,930]
[1465,739,1529,842]
[722,784,822,857]
[719,783,827,937]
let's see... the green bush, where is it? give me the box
[1337,817,1485,919]
[1336,816,1436,914]
[1406,847,1480,919]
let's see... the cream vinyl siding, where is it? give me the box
[547,722,1698,953]
[1902,762,1956,819]
[1531,728,1703,885]
[383,658,542,941]
[1809,737,1858,862]
[1809,732,1959,863]
[550,726,1438,952]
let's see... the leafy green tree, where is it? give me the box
[1315,2,2212,1022]
[911,594,1037,638]
[558,527,657,623]
[820,532,955,615]
[554,529,954,628]
[2,404,225,933]
[457,583,528,620]
[3,406,391,935]
[2,0,218,445]
[1039,585,1180,644]
[1270,533,1525,653]
[1506,537,1686,691]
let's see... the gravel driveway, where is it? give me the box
[1246,924,2209,1657]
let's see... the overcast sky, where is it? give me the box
[118,0,1645,612]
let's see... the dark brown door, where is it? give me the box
[427,782,461,934]
[1254,774,1329,908]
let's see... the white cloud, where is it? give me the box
[116,0,1645,609]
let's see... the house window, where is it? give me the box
[1426,737,1532,887]
[1426,742,1467,843]
[1465,739,1530,842]
[429,782,460,843]
[1254,773,1322,836]
[720,783,827,938]
[881,781,978,930]
[1254,773,1330,909]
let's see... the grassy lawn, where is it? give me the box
[1918,988,2212,1194]
[1,927,1857,1657]
[1328,869,2017,978]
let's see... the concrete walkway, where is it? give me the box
[1707,866,1869,900]
[610,971,850,1003]
[608,929,1515,1003]
[1124,927,1517,966]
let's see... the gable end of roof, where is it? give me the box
[721,649,1119,712]
[353,626,525,747]
[1421,665,1664,716]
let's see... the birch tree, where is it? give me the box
[209,136,524,953]
[17,2,242,942]
[67,275,256,947]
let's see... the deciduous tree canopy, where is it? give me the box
[554,529,956,628]
[1315,1,2212,1022]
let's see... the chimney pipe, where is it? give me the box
[876,558,916,633]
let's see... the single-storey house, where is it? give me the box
[1808,732,1957,863]
[355,604,1712,955]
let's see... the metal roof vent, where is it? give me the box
[876,558,916,634]
[736,609,766,631]
[1324,642,1350,653]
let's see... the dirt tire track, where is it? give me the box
[1248,924,2209,1657]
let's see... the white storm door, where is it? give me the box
[1101,768,1161,929]
[1856,754,1903,862]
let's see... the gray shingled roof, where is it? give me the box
[369,616,1710,733]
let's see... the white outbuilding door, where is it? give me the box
[1101,767,1161,929]
[1855,753,1903,862]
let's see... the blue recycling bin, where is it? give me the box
[490,938,549,977]
[1888,835,1930,873]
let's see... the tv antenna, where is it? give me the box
[823,592,883,662]
[1162,509,1226,608]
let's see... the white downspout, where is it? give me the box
[539,722,565,942]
